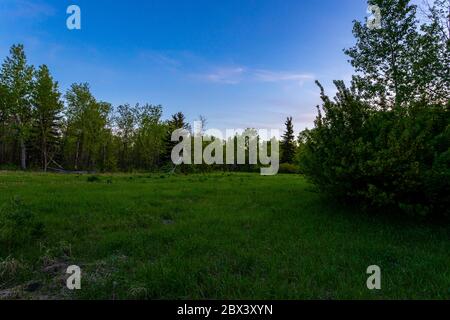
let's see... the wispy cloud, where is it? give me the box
[196,66,314,86]
[137,50,182,69]
[252,70,314,85]
[197,67,246,84]
[0,0,55,19]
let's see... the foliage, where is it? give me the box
[0,44,276,174]
[161,111,191,165]
[300,0,449,218]
[280,116,296,164]
[31,65,63,171]
[115,103,138,171]
[63,83,115,171]
[134,105,167,170]
[0,44,34,170]
[345,0,449,107]
[300,81,449,217]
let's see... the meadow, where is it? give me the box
[0,172,449,300]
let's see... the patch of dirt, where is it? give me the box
[42,262,69,275]
[0,286,22,300]
[0,259,75,300]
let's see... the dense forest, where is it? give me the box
[0,46,295,173]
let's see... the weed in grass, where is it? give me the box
[87,175,101,183]
[161,214,174,225]
[0,256,24,282]
[38,241,73,267]
[129,285,149,299]
[0,197,45,251]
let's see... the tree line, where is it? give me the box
[0,47,299,173]
[0,46,200,172]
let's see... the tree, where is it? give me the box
[300,0,450,217]
[64,83,114,170]
[196,115,207,135]
[413,0,450,103]
[345,0,419,108]
[0,44,34,169]
[32,65,63,171]
[64,83,94,170]
[281,116,295,164]
[419,0,449,41]
[95,102,116,172]
[168,112,190,132]
[162,111,190,165]
[345,0,449,107]
[115,103,138,171]
[0,83,11,165]
[134,104,166,169]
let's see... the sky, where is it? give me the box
[0,0,371,134]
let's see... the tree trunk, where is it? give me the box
[43,139,48,172]
[20,137,26,170]
[75,139,80,170]
[43,153,48,172]
[14,114,27,170]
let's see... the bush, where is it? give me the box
[278,163,300,174]
[0,197,45,249]
[299,81,450,218]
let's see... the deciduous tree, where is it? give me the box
[32,65,63,171]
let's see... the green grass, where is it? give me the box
[0,171,449,300]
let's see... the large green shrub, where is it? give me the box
[299,81,449,218]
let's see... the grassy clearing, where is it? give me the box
[0,172,449,300]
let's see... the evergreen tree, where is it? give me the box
[162,111,190,165]
[0,44,34,169]
[281,116,295,164]
[0,83,11,164]
[169,112,190,132]
[32,65,63,171]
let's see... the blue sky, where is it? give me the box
[0,0,370,133]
